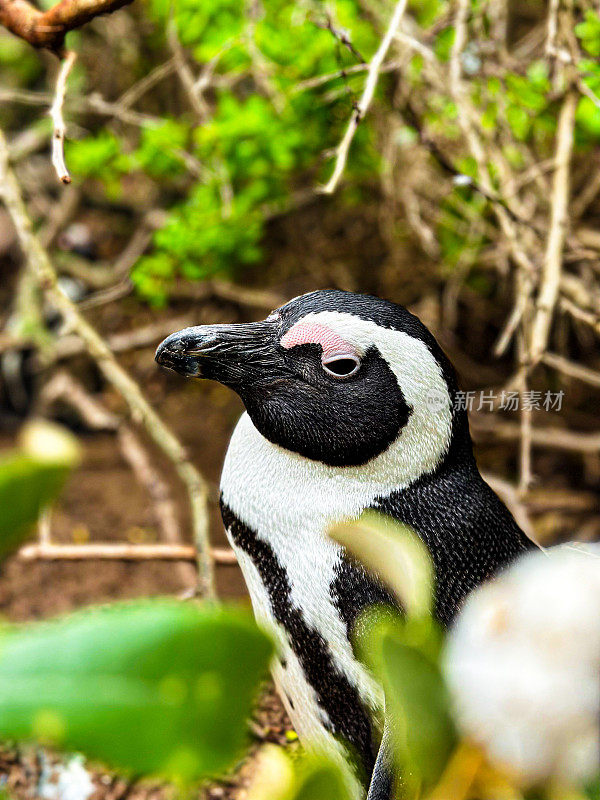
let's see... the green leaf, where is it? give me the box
[0,600,272,782]
[246,746,352,800]
[293,760,353,800]
[0,421,80,560]
[361,619,456,796]
[329,512,435,618]
[577,96,600,139]
[576,11,600,56]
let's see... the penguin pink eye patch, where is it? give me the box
[280,322,360,378]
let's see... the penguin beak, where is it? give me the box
[155,321,277,384]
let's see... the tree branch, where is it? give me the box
[0,0,134,52]
[19,542,238,564]
[0,126,215,598]
[530,90,577,363]
[49,50,76,183]
[320,0,408,194]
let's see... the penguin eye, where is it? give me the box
[321,354,361,379]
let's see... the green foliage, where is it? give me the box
[0,427,274,790]
[361,615,456,795]
[332,513,456,797]
[576,11,600,57]
[292,759,352,800]
[0,421,80,560]
[0,32,42,87]
[0,600,272,782]
[64,0,383,304]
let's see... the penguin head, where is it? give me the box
[156,290,470,473]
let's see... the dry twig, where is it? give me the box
[49,50,76,184]
[0,0,134,51]
[0,127,215,598]
[321,0,409,194]
[19,542,237,564]
[530,90,578,363]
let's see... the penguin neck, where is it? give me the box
[220,411,454,530]
[221,412,532,627]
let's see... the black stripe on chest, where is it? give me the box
[330,556,399,643]
[220,500,379,782]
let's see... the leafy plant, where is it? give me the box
[0,600,272,782]
[0,420,80,559]
[0,423,273,790]
[246,744,353,800]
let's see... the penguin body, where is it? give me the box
[156,290,535,799]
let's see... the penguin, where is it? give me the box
[155,289,535,800]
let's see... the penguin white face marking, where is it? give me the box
[274,309,453,475]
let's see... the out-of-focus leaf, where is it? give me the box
[246,745,352,800]
[585,775,600,800]
[293,760,352,800]
[362,620,456,796]
[329,512,434,617]
[246,745,296,800]
[0,421,80,560]
[0,600,272,783]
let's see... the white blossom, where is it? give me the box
[443,544,600,785]
[39,754,95,800]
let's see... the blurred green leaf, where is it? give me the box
[0,600,272,783]
[0,421,80,561]
[330,511,434,618]
[246,745,352,800]
[293,760,352,800]
[361,618,456,797]
[576,11,600,56]
[576,96,600,139]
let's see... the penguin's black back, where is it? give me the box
[374,457,534,626]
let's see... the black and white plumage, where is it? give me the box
[156,290,535,799]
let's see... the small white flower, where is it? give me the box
[39,754,95,800]
[443,545,600,785]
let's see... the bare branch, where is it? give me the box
[18,543,237,563]
[321,0,409,194]
[0,127,215,598]
[530,90,577,363]
[481,472,535,542]
[471,414,600,454]
[49,50,76,184]
[542,351,600,388]
[0,0,134,51]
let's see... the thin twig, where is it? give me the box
[471,414,600,454]
[481,472,535,541]
[37,370,196,586]
[293,60,400,94]
[19,542,237,564]
[320,0,408,194]
[167,16,208,122]
[0,127,215,598]
[542,351,600,388]
[530,90,577,363]
[49,49,76,183]
[313,14,366,64]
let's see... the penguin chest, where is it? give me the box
[220,414,388,789]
